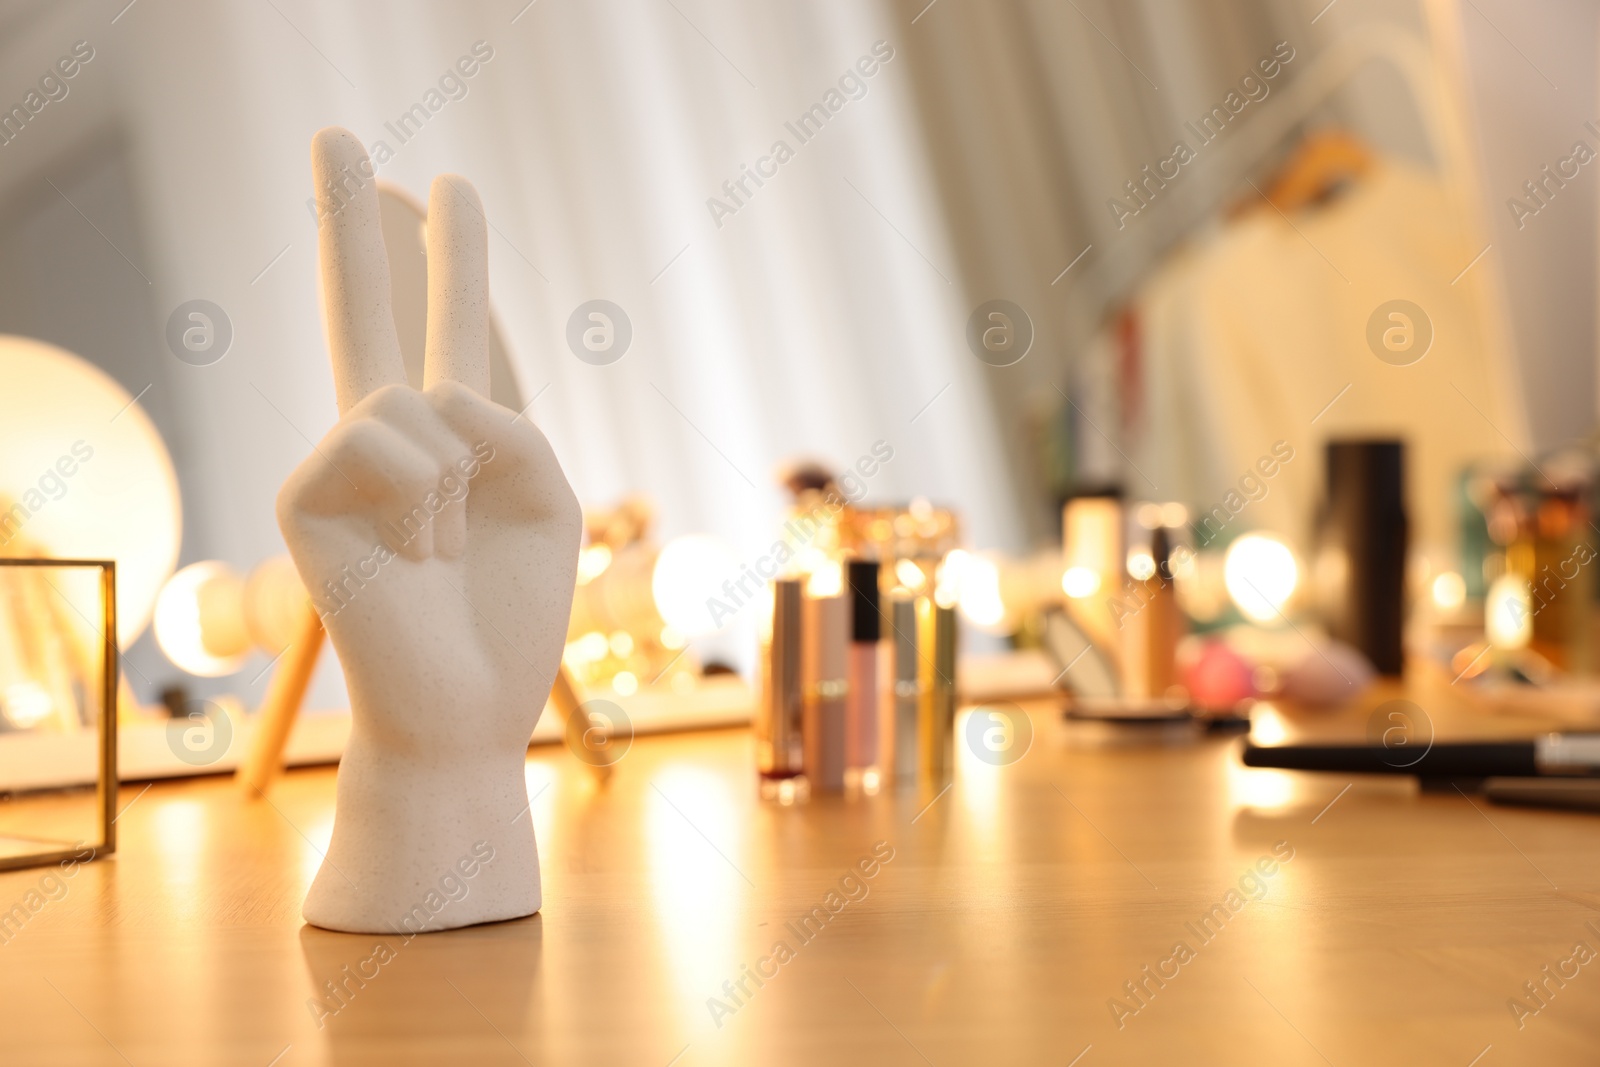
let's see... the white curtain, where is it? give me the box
[896,0,1532,543]
[0,0,1022,693]
[0,0,1553,697]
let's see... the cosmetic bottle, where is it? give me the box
[1318,440,1406,675]
[845,560,881,791]
[889,594,919,784]
[1118,516,1185,700]
[803,591,848,792]
[758,579,806,799]
[920,599,957,783]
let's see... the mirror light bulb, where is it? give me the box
[153,561,251,677]
[1223,534,1299,624]
[652,534,738,638]
[1486,574,1531,649]
[1431,571,1466,611]
[1061,566,1101,598]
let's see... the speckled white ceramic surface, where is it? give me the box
[279,127,580,934]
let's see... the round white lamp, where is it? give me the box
[153,557,307,676]
[0,336,181,648]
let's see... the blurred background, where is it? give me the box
[0,0,1589,728]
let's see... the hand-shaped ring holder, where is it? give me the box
[268,127,581,934]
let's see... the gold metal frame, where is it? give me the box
[0,558,117,872]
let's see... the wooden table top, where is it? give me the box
[3,679,1600,1066]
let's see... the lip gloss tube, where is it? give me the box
[759,579,805,798]
[803,591,848,792]
[846,560,881,790]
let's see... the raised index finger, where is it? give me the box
[311,127,405,415]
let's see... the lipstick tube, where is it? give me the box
[803,592,848,792]
[846,560,881,785]
[890,594,919,784]
[758,579,805,786]
[920,600,957,783]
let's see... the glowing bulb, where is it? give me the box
[651,534,738,638]
[1223,534,1299,623]
[612,671,638,696]
[955,554,1006,630]
[659,625,685,650]
[791,546,829,578]
[1432,571,1466,611]
[1127,551,1156,581]
[935,549,969,610]
[154,561,250,676]
[576,543,613,585]
[894,558,928,592]
[609,630,635,658]
[806,560,843,598]
[1486,574,1531,649]
[2,681,53,729]
[1062,566,1101,599]
[571,630,609,662]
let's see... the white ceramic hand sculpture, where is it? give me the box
[280,128,580,934]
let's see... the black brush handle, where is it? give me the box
[1241,740,1540,777]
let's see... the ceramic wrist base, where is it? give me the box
[301,737,539,934]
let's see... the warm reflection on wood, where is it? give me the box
[2,684,1600,1063]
